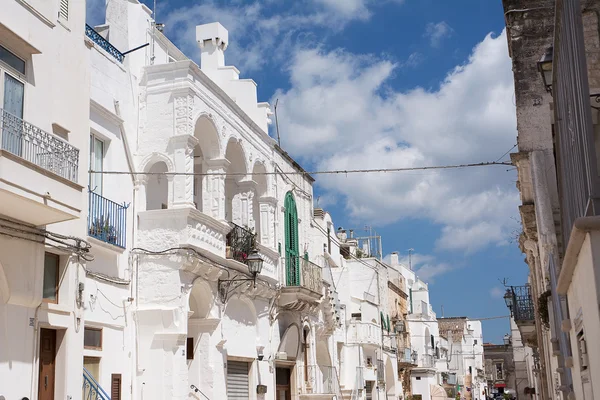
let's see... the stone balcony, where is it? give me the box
[347,321,381,347]
[0,108,82,225]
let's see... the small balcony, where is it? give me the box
[278,256,323,309]
[397,347,417,366]
[88,191,128,248]
[0,108,82,225]
[302,365,343,399]
[85,24,124,63]
[416,354,435,369]
[382,334,397,354]
[225,223,255,263]
[506,285,536,342]
[347,321,380,347]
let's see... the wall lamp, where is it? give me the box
[217,249,263,303]
[503,288,514,316]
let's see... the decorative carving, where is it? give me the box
[175,94,194,137]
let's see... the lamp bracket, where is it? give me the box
[218,276,256,303]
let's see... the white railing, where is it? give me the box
[347,321,380,346]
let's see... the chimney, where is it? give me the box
[390,252,399,266]
[196,22,229,71]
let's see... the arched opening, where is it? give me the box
[284,192,299,286]
[385,357,396,398]
[193,115,220,214]
[252,162,268,243]
[146,161,168,210]
[302,326,310,388]
[222,298,258,358]
[224,139,248,226]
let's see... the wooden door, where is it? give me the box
[276,367,291,400]
[38,328,56,400]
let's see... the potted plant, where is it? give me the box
[89,215,118,244]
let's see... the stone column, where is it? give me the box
[204,159,230,221]
[168,135,198,209]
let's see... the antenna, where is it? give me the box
[408,248,414,270]
[274,99,281,146]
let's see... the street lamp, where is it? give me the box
[503,288,514,312]
[537,46,553,92]
[218,249,264,303]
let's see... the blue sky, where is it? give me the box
[89,0,527,343]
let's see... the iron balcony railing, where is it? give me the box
[418,354,435,368]
[85,24,124,63]
[88,190,127,248]
[0,108,79,182]
[553,0,599,250]
[83,367,110,400]
[509,285,535,322]
[382,335,397,354]
[226,223,256,264]
[286,255,323,294]
[397,347,415,364]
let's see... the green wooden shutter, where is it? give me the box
[284,192,300,286]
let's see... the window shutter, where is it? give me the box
[284,192,300,286]
[58,0,69,20]
[111,374,122,400]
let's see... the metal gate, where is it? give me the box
[226,361,250,400]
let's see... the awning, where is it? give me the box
[495,383,507,388]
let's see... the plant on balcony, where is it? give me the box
[89,216,118,244]
[537,290,551,329]
[441,372,449,384]
[226,224,256,264]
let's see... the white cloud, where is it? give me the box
[385,252,455,283]
[490,287,505,299]
[274,30,519,253]
[424,21,453,47]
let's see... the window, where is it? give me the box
[577,330,588,370]
[327,225,331,254]
[284,192,299,286]
[43,253,59,303]
[58,0,69,20]
[84,356,100,381]
[186,337,194,360]
[0,45,26,75]
[495,362,504,380]
[84,327,103,350]
[89,134,104,194]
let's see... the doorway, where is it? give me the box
[38,328,56,400]
[276,367,292,400]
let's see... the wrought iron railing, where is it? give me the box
[418,354,435,368]
[0,108,79,182]
[226,223,256,264]
[286,255,323,294]
[553,0,599,250]
[83,367,110,400]
[509,285,535,322]
[85,24,124,63]
[88,190,128,248]
[383,336,398,354]
[397,347,415,364]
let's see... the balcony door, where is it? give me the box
[284,192,299,286]
[2,73,24,156]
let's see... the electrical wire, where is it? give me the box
[89,160,511,178]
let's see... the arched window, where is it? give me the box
[284,192,299,286]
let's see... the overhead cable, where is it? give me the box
[89,160,511,178]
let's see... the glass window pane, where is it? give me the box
[3,74,24,119]
[89,136,103,193]
[0,45,25,74]
[43,253,59,301]
[84,327,102,349]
